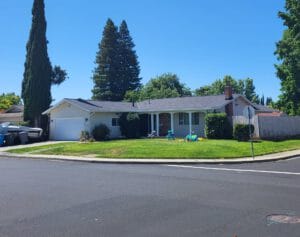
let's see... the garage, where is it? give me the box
[50,117,85,141]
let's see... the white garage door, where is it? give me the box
[51,117,85,141]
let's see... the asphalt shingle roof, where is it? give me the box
[252,103,278,113]
[63,94,240,113]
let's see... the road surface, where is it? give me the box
[0,157,299,237]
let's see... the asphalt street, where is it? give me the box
[0,157,299,237]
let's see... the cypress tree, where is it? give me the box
[266,97,273,106]
[92,19,121,101]
[22,0,52,127]
[118,20,141,97]
[260,95,265,105]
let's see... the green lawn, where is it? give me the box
[7,138,300,159]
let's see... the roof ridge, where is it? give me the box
[138,94,234,103]
[76,98,103,108]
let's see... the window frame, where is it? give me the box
[192,113,200,125]
[179,113,189,125]
[179,112,200,125]
[111,118,120,127]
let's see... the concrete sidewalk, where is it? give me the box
[0,141,71,152]
[0,142,299,164]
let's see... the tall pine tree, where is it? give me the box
[92,19,121,101]
[22,0,52,127]
[275,0,300,115]
[118,20,141,97]
[92,19,141,101]
[244,78,259,103]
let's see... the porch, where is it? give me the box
[140,112,206,137]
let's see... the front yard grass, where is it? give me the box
[6,139,300,159]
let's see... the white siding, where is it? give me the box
[49,102,90,140]
[90,112,121,138]
[233,97,251,116]
[50,103,89,119]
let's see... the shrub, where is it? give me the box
[80,130,90,142]
[119,112,141,138]
[205,113,232,139]
[233,124,254,141]
[92,124,110,141]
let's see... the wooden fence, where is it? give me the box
[233,115,300,139]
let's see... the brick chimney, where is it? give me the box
[224,85,233,100]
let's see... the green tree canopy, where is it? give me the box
[138,73,192,100]
[0,93,21,110]
[275,0,300,115]
[195,75,244,96]
[195,75,259,103]
[244,78,259,103]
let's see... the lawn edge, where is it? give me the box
[1,149,300,164]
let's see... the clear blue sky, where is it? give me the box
[0,0,285,103]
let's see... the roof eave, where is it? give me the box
[42,99,92,115]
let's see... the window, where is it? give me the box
[112,118,120,126]
[192,113,199,125]
[179,113,189,125]
[179,113,200,125]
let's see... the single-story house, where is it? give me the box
[0,105,24,124]
[43,87,271,141]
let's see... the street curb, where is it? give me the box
[0,150,300,165]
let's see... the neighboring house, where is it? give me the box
[0,105,24,124]
[43,87,260,141]
[252,103,284,116]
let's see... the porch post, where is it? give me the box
[170,112,174,133]
[151,113,154,132]
[156,113,160,136]
[188,112,192,135]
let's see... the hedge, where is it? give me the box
[233,124,254,141]
[92,124,110,141]
[119,113,141,138]
[205,113,232,139]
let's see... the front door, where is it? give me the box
[159,113,171,136]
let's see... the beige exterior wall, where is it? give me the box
[50,103,89,119]
[90,112,121,138]
[49,103,122,139]
[233,97,250,116]
[49,102,90,140]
